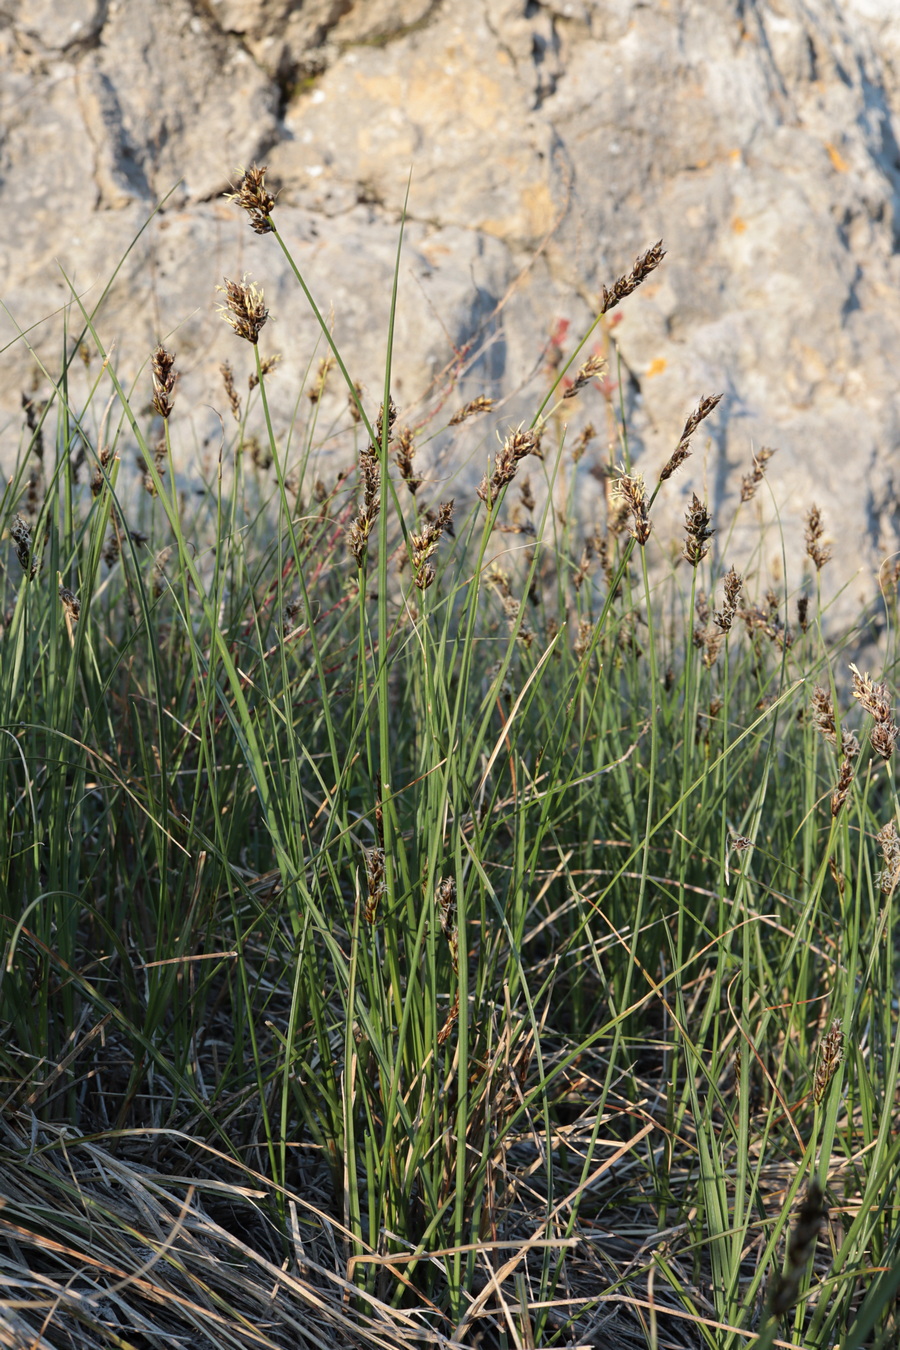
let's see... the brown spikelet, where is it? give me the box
[701,628,724,669]
[596,240,666,314]
[306,355,335,403]
[220,361,241,421]
[410,500,454,590]
[682,493,715,567]
[225,164,276,234]
[376,398,398,444]
[571,423,595,464]
[437,990,460,1046]
[348,443,382,567]
[831,756,854,817]
[90,446,112,498]
[574,618,595,661]
[102,525,120,568]
[435,877,458,972]
[282,598,302,639]
[394,426,420,494]
[364,848,385,924]
[22,392,46,462]
[769,1179,827,1316]
[563,353,606,399]
[477,426,542,509]
[876,820,900,893]
[805,504,832,571]
[150,345,177,419]
[713,567,743,631]
[217,276,269,344]
[58,584,81,623]
[741,446,776,502]
[809,685,838,745]
[850,663,899,760]
[348,382,364,423]
[449,395,493,425]
[611,469,652,545]
[797,594,810,633]
[10,513,38,579]
[659,394,722,481]
[573,539,593,592]
[813,1019,843,1105]
[248,353,282,391]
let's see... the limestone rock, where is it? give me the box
[1,0,900,621]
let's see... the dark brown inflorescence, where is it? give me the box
[151,345,177,419]
[741,446,776,502]
[220,361,241,421]
[596,240,666,314]
[850,663,899,760]
[659,393,723,481]
[713,566,743,631]
[611,469,652,546]
[10,513,38,579]
[217,276,269,344]
[58,585,81,623]
[682,493,715,567]
[476,426,543,509]
[410,501,454,591]
[225,164,276,234]
[805,504,832,571]
[394,426,420,494]
[563,353,606,399]
[449,395,493,425]
[769,1179,827,1317]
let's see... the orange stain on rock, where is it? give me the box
[646,358,667,377]
[731,216,747,233]
[825,142,849,172]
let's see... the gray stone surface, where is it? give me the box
[2,0,900,617]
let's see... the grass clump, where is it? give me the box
[0,166,899,1350]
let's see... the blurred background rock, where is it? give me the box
[2,0,900,612]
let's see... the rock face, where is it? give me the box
[2,0,900,616]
